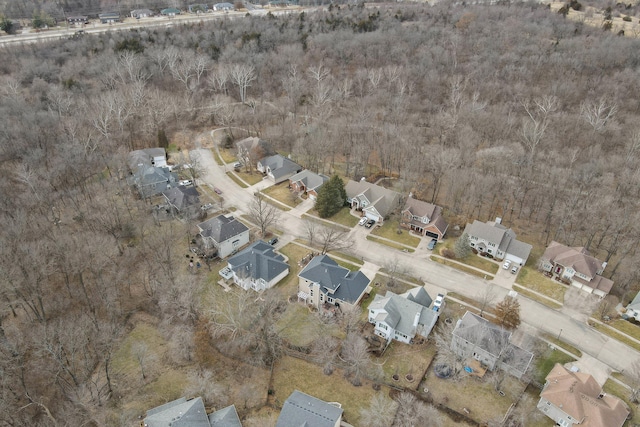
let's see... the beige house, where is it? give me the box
[399,196,448,240]
[537,364,629,427]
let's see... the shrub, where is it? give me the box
[623,15,632,21]
[442,248,456,259]
[471,248,478,254]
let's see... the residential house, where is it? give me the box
[197,215,249,258]
[235,137,274,169]
[368,287,438,344]
[276,390,342,427]
[213,2,234,11]
[540,241,614,298]
[144,396,242,427]
[162,185,201,219]
[188,3,209,13]
[256,154,302,184]
[463,218,532,265]
[128,147,168,173]
[131,9,154,18]
[537,363,629,427]
[289,170,329,200]
[226,241,289,292]
[128,166,179,199]
[451,311,533,379]
[625,291,640,321]
[161,7,182,16]
[345,179,402,224]
[400,196,449,240]
[298,255,370,310]
[98,12,120,23]
[66,15,88,25]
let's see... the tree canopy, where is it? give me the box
[315,174,346,218]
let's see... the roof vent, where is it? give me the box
[495,217,502,224]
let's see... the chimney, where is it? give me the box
[495,217,502,224]
[413,311,421,328]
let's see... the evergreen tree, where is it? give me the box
[157,128,169,149]
[453,233,471,259]
[0,15,15,35]
[315,175,346,218]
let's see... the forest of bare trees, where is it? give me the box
[1,1,640,425]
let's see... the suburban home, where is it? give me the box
[400,196,449,240]
[131,9,154,18]
[625,291,640,321]
[213,2,234,11]
[188,3,209,13]
[66,15,88,25]
[144,396,242,427]
[98,12,120,23]
[368,287,438,344]
[463,217,532,266]
[540,241,614,298]
[345,179,402,224]
[161,7,181,16]
[276,390,343,427]
[297,255,370,310]
[235,137,274,169]
[128,166,179,199]
[451,311,533,379]
[256,154,302,184]
[197,215,249,258]
[128,147,168,173]
[289,170,329,200]
[162,185,201,219]
[537,363,629,427]
[226,241,289,292]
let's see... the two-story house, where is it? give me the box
[127,166,179,199]
[144,396,242,427]
[297,255,370,310]
[162,185,201,219]
[399,196,449,240]
[451,311,533,379]
[463,218,532,266]
[540,241,614,298]
[128,147,168,173]
[537,363,629,427]
[345,179,402,224]
[368,287,438,344]
[197,215,249,258]
[226,241,289,292]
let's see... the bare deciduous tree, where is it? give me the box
[248,192,281,237]
[394,392,442,427]
[229,64,256,104]
[495,295,521,329]
[360,393,398,427]
[340,332,370,386]
[581,98,618,133]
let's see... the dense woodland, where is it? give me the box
[1,1,640,425]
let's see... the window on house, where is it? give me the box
[232,239,240,248]
[328,297,333,303]
[487,249,492,254]
[470,243,475,247]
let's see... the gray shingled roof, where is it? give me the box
[369,290,434,337]
[298,255,370,304]
[276,390,343,427]
[228,241,288,282]
[345,180,402,218]
[289,170,329,192]
[144,397,210,427]
[628,291,640,311]
[260,155,302,181]
[198,215,249,244]
[453,311,511,357]
[465,220,509,247]
[163,185,201,211]
[402,287,433,307]
[208,405,242,427]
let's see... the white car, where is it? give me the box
[358,217,368,226]
[502,260,511,270]
[433,294,445,312]
[179,179,193,186]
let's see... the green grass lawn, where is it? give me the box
[588,320,640,352]
[534,347,577,384]
[516,267,567,303]
[607,318,640,341]
[275,243,313,298]
[438,239,499,274]
[262,182,302,207]
[512,285,563,310]
[218,148,237,164]
[327,250,364,266]
[603,379,640,425]
[235,170,264,186]
[446,291,496,316]
[430,256,494,280]
[367,235,415,252]
[540,333,582,358]
[378,268,424,286]
[306,206,359,228]
[371,219,421,248]
[226,171,249,188]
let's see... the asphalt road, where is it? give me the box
[194,140,637,376]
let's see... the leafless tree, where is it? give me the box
[581,98,618,133]
[247,192,281,237]
[476,284,497,317]
[316,224,352,255]
[433,319,465,381]
[394,392,442,427]
[184,369,225,407]
[360,393,398,427]
[596,295,619,320]
[340,332,370,386]
[495,295,521,329]
[229,64,256,104]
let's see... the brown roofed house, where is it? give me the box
[400,196,448,241]
[537,363,629,427]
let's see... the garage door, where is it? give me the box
[505,254,524,265]
[365,212,380,222]
[425,231,439,239]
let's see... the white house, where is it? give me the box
[227,241,289,292]
[368,287,437,344]
[197,215,249,258]
[256,154,302,184]
[463,217,532,265]
[625,291,640,321]
[345,179,402,224]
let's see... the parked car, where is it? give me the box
[511,265,519,275]
[433,293,445,311]
[179,179,192,186]
[201,203,213,211]
[233,162,242,169]
[427,238,437,250]
[358,217,368,226]
[365,219,376,228]
[268,237,279,245]
[503,260,512,270]
[214,187,222,195]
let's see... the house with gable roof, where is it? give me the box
[540,241,614,298]
[400,196,449,240]
[345,179,402,224]
[275,390,343,427]
[162,185,201,219]
[625,291,640,321]
[463,218,532,266]
[537,363,629,427]
[368,287,438,344]
[128,166,179,199]
[197,215,249,258]
[297,254,370,310]
[131,9,154,18]
[128,147,168,173]
[256,154,302,184]
[226,241,289,292]
[143,396,242,427]
[451,311,533,379]
[289,170,329,201]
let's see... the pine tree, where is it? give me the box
[453,232,471,259]
[315,175,346,218]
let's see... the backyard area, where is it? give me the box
[377,340,436,391]
[370,218,421,248]
[262,182,302,207]
[276,303,345,347]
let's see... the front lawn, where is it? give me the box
[588,320,640,352]
[306,206,359,228]
[438,239,499,274]
[430,256,494,280]
[512,285,563,310]
[218,148,237,164]
[516,267,567,303]
[234,170,264,186]
[262,182,302,207]
[371,218,421,248]
[367,235,415,252]
[534,347,577,384]
[607,318,640,341]
[226,172,249,188]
